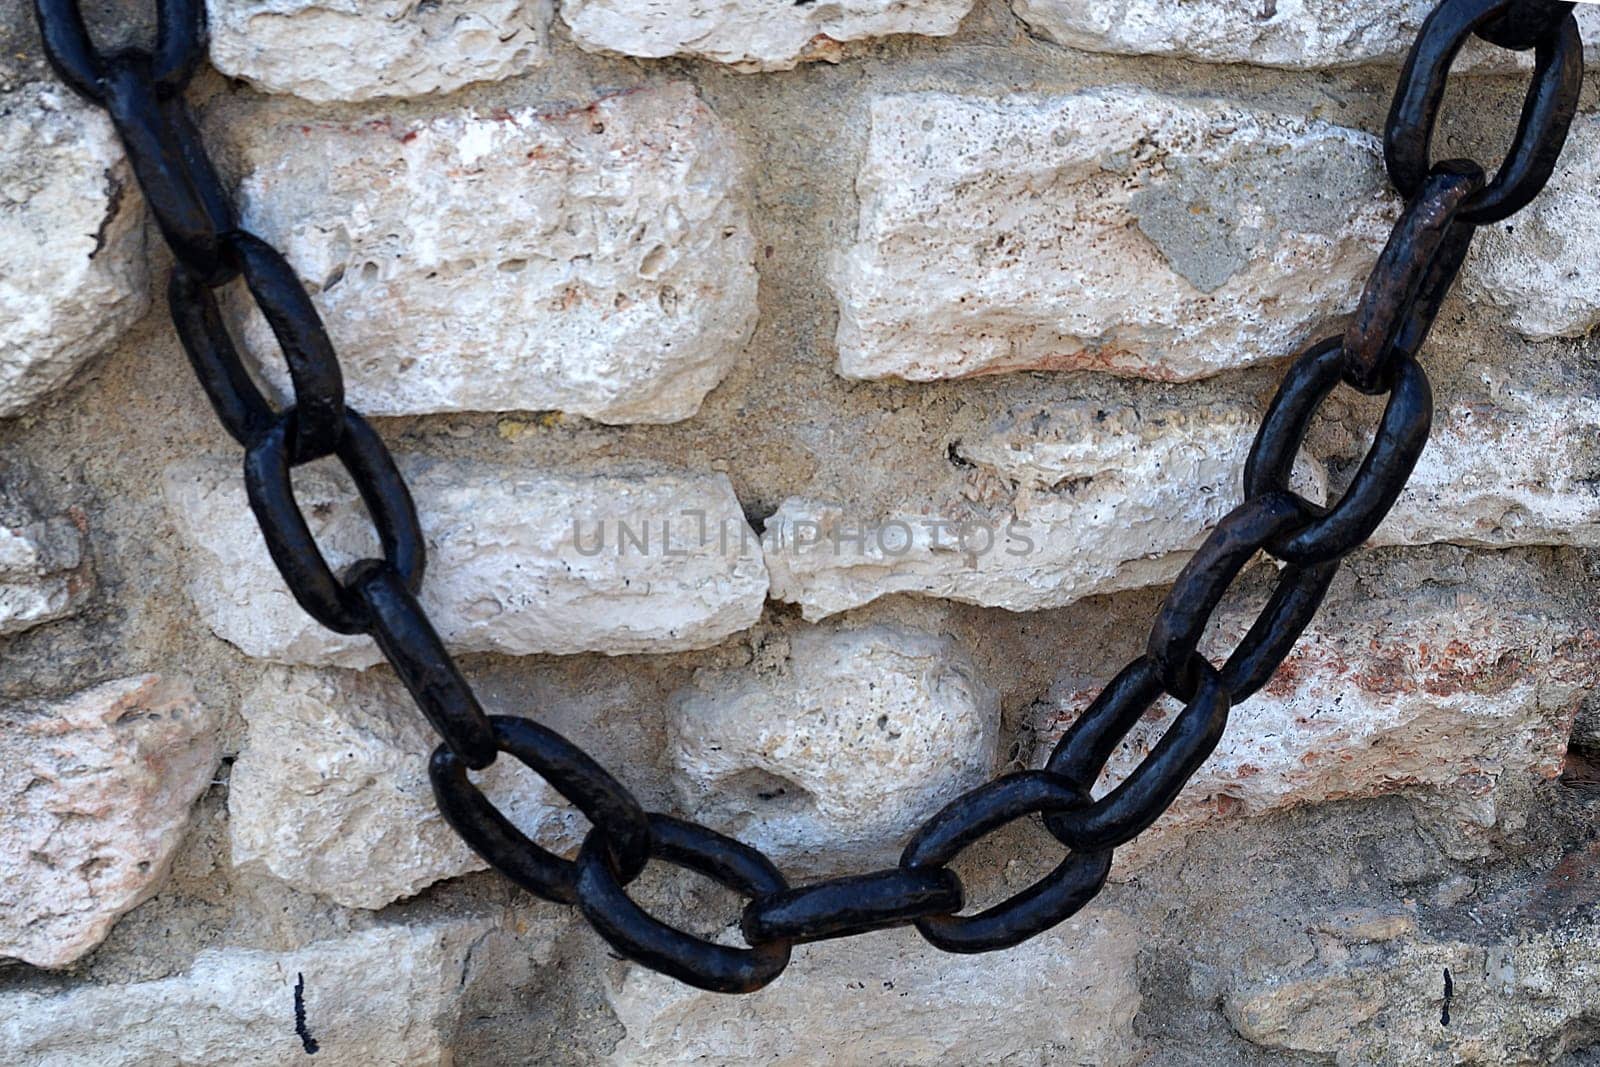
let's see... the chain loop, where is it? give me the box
[1477,0,1576,50]
[1344,161,1484,394]
[432,716,654,901]
[147,0,207,89]
[229,233,347,461]
[170,232,347,451]
[168,268,275,447]
[242,408,422,634]
[576,814,792,994]
[1386,0,1581,225]
[33,0,109,101]
[1043,664,1230,852]
[900,772,1113,953]
[33,0,205,100]
[1146,492,1330,702]
[35,0,233,280]
[1244,341,1434,567]
[346,561,497,767]
[99,55,235,279]
[1213,558,1340,702]
[1044,657,1164,788]
[741,867,963,946]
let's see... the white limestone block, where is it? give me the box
[670,624,998,865]
[1377,390,1600,550]
[0,918,501,1065]
[1013,0,1600,70]
[0,675,219,968]
[0,84,149,417]
[1031,554,1598,870]
[765,400,1327,618]
[162,457,769,666]
[562,0,973,71]
[207,0,552,102]
[231,84,757,424]
[230,666,581,908]
[603,911,1142,1066]
[0,495,88,637]
[1464,116,1600,340]
[834,89,1396,383]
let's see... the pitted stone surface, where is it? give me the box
[230,84,756,424]
[561,0,973,71]
[0,675,219,968]
[207,0,551,102]
[1013,0,1600,70]
[669,624,998,866]
[1030,553,1600,871]
[231,667,581,909]
[1464,117,1600,340]
[1376,391,1600,549]
[602,910,1141,1066]
[0,918,501,1065]
[162,457,768,666]
[764,400,1326,619]
[0,84,148,418]
[834,89,1395,383]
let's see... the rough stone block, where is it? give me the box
[0,84,148,418]
[207,0,551,102]
[1376,391,1600,550]
[0,675,219,968]
[1223,867,1600,1065]
[602,911,1141,1065]
[231,84,756,424]
[669,624,998,867]
[1029,553,1600,870]
[1464,116,1600,340]
[833,89,1395,383]
[1012,0,1600,70]
[764,400,1326,618]
[561,0,973,71]
[230,667,581,909]
[162,457,769,666]
[0,918,499,1065]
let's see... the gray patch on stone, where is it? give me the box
[1255,136,1386,235]
[1132,136,1381,293]
[1130,175,1248,293]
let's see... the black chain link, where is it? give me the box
[742,867,963,946]
[1344,161,1484,392]
[1387,0,1582,225]
[1479,0,1578,50]
[900,771,1114,953]
[31,0,1583,994]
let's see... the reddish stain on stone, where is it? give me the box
[1514,838,1600,920]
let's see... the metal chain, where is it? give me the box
[30,0,1584,994]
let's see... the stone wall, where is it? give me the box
[4,1,1600,1063]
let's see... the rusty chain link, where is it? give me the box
[31,0,1584,993]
